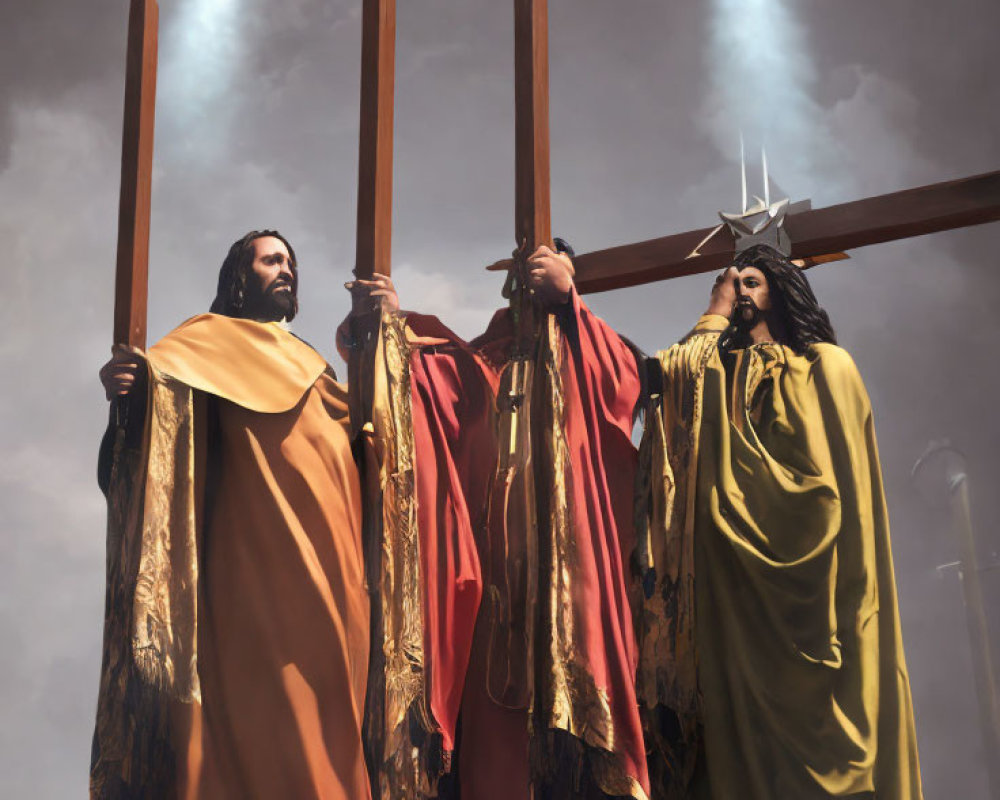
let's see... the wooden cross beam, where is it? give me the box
[113,0,158,349]
[506,3,993,298]
[572,170,1000,294]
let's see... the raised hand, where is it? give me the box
[344,272,400,316]
[337,272,400,362]
[525,244,574,307]
[707,266,739,318]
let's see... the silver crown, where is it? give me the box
[689,137,794,259]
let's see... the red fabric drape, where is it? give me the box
[406,294,647,797]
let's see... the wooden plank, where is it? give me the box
[355,0,396,280]
[349,0,395,432]
[113,0,158,348]
[574,170,1000,294]
[514,0,551,250]
[353,2,396,791]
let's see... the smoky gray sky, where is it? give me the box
[1,0,998,796]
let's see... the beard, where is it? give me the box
[732,297,760,331]
[244,277,297,322]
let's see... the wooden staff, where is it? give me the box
[514,0,552,253]
[353,0,396,791]
[487,0,553,720]
[113,0,158,349]
[350,0,396,433]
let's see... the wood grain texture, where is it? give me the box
[113,0,158,347]
[574,170,1000,294]
[355,0,396,280]
[514,0,551,251]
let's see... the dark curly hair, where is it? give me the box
[209,229,298,321]
[720,244,836,355]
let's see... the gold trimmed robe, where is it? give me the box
[636,314,922,799]
[91,314,371,800]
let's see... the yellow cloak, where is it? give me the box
[636,314,922,799]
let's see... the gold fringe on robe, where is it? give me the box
[91,314,370,800]
[636,314,923,799]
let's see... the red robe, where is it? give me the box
[402,292,648,799]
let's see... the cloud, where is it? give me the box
[2,1,999,796]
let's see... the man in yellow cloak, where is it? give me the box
[634,243,923,799]
[91,230,384,799]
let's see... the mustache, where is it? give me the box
[732,297,760,327]
[267,276,296,294]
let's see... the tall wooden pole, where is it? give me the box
[354,1,396,793]
[113,0,158,348]
[355,0,396,283]
[492,0,553,735]
[514,0,552,252]
[350,0,396,433]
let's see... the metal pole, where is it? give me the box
[914,442,1000,798]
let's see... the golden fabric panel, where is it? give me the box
[536,316,648,800]
[487,352,538,710]
[370,313,433,799]
[635,320,723,718]
[638,320,923,799]
[91,364,201,797]
[147,313,326,413]
[133,370,200,701]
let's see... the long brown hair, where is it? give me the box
[720,244,836,355]
[209,229,299,321]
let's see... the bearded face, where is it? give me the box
[242,236,298,322]
[732,266,771,332]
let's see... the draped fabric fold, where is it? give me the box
[91,363,202,797]
[92,314,371,800]
[530,297,648,800]
[637,315,922,799]
[147,313,326,412]
[386,291,649,799]
[634,315,725,799]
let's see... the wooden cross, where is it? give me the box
[109,1,1000,348]
[573,170,1000,294]
[111,0,1000,788]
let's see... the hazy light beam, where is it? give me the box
[703,0,844,201]
[159,0,247,158]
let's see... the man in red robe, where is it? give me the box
[353,243,649,799]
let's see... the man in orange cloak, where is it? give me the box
[92,230,375,799]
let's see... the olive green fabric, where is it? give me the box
[641,315,922,799]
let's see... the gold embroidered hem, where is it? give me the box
[531,312,649,800]
[91,363,201,797]
[637,322,923,799]
[367,312,438,799]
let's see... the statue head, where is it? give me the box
[210,230,299,323]
[722,244,837,355]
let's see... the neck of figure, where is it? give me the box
[746,318,774,345]
[239,294,290,324]
[738,311,788,348]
